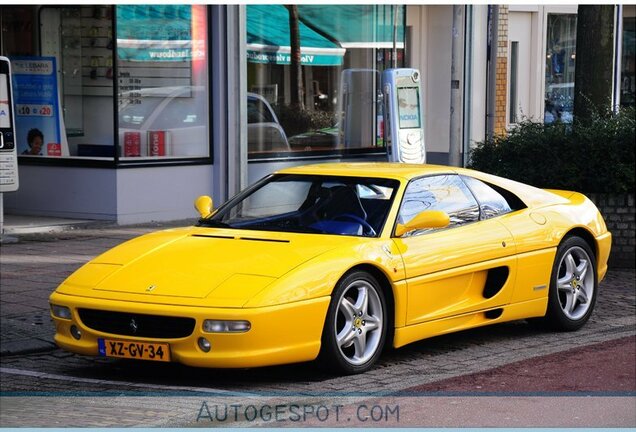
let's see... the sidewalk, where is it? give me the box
[0,218,196,356]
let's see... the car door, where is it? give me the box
[392,174,517,326]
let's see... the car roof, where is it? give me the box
[277,162,456,180]
[276,162,569,208]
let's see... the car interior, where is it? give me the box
[224,181,395,237]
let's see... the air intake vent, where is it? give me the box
[485,308,504,319]
[483,266,510,298]
[78,309,195,339]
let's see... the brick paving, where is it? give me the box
[409,335,636,393]
[0,223,634,426]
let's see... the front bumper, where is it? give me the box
[49,291,330,368]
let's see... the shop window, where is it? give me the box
[116,5,210,160]
[620,14,635,108]
[544,13,577,124]
[1,6,116,159]
[0,5,210,163]
[245,5,405,160]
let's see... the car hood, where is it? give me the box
[58,227,360,307]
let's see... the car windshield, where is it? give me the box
[200,174,400,237]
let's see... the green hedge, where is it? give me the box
[275,105,336,138]
[468,108,635,193]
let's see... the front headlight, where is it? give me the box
[51,304,72,320]
[202,320,251,333]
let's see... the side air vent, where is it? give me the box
[483,266,509,299]
[485,308,504,319]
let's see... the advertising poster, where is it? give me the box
[10,56,62,156]
[0,73,11,129]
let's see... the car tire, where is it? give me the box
[319,270,388,374]
[543,236,597,331]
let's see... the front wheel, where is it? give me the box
[320,271,387,374]
[543,236,597,331]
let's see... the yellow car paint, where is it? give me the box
[50,162,612,369]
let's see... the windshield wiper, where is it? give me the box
[197,218,231,228]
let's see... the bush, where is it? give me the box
[468,107,635,193]
[274,104,336,138]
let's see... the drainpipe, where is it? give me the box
[486,5,499,140]
[449,5,465,167]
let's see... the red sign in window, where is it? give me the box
[47,143,61,157]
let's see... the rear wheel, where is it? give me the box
[320,271,387,374]
[543,236,597,331]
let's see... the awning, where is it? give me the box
[116,5,195,62]
[297,5,405,49]
[246,5,345,66]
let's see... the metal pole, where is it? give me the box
[449,5,464,167]
[462,5,474,167]
[225,5,247,198]
[613,5,623,111]
[486,5,499,140]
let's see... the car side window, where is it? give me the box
[461,176,513,220]
[398,174,480,235]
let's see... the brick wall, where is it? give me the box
[586,193,635,269]
[494,5,509,135]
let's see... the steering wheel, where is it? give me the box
[330,213,377,236]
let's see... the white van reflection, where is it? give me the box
[247,92,290,153]
[118,87,289,157]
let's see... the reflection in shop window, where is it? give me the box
[116,5,209,159]
[246,5,404,159]
[544,14,577,124]
[7,6,115,159]
[621,15,635,108]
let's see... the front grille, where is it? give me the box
[78,308,196,339]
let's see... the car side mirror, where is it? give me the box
[395,210,450,237]
[194,195,214,218]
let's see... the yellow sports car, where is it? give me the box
[49,163,611,374]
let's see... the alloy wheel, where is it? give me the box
[334,279,383,366]
[556,245,594,321]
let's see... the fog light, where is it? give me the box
[51,304,72,320]
[70,325,81,340]
[202,320,251,333]
[198,337,211,352]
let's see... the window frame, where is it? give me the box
[205,173,401,238]
[244,5,407,163]
[460,175,516,221]
[392,173,482,238]
[17,5,213,169]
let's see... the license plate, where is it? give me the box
[98,338,171,362]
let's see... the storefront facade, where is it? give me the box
[0,5,631,224]
[2,5,218,223]
[504,5,635,129]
